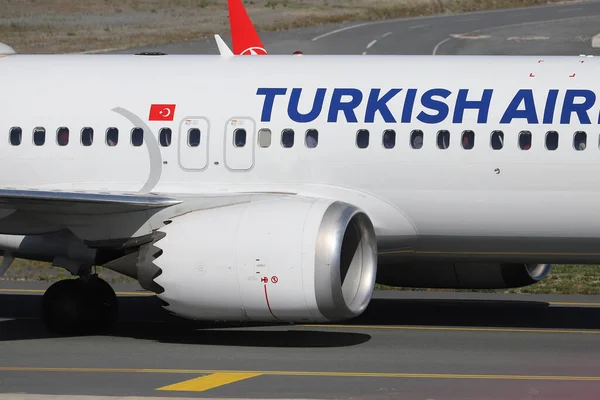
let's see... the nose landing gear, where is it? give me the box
[41,275,118,335]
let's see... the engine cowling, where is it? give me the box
[377,262,551,289]
[143,197,378,322]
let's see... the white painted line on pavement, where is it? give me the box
[432,37,452,55]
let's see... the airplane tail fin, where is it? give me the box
[228,0,267,55]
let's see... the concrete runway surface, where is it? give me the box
[4,1,600,399]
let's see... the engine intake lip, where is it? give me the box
[526,263,551,281]
[314,201,377,321]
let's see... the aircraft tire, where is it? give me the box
[41,276,118,335]
[86,275,118,333]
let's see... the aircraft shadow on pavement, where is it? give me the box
[1,292,599,345]
[0,293,370,347]
[351,297,600,330]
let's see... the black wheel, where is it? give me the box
[42,279,87,335]
[85,276,118,333]
[41,277,118,335]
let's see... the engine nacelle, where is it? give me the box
[377,262,551,289]
[144,197,377,322]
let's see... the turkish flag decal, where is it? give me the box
[149,104,176,121]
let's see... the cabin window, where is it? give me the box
[519,130,531,150]
[234,128,247,147]
[437,130,450,149]
[106,127,119,146]
[305,129,318,148]
[490,130,503,150]
[56,127,69,146]
[545,131,558,151]
[410,130,423,149]
[33,127,45,146]
[356,129,369,149]
[131,127,144,147]
[9,127,21,146]
[461,130,474,150]
[188,128,201,147]
[382,129,396,149]
[574,131,587,151]
[258,128,271,148]
[159,128,172,147]
[81,127,93,146]
[281,129,294,148]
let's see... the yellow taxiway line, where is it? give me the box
[156,372,262,392]
[1,366,600,383]
[2,289,600,307]
[548,301,600,306]
[0,288,153,296]
[299,324,600,334]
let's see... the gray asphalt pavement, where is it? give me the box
[4,2,600,399]
[112,1,600,56]
[1,281,600,399]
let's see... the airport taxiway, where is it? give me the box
[1,281,600,399]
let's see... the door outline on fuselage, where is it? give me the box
[223,117,255,171]
[177,116,210,171]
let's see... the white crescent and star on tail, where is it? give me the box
[240,46,267,55]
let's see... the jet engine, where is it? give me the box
[136,197,378,322]
[377,262,551,289]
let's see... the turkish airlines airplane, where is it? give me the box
[0,20,596,334]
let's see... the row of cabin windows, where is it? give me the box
[8,127,203,148]
[377,129,587,151]
[231,128,319,149]
[245,128,591,151]
[248,128,319,148]
[7,126,592,152]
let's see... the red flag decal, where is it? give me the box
[149,104,176,121]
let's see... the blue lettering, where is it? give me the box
[452,89,493,123]
[287,88,326,123]
[543,89,559,124]
[500,89,538,124]
[402,89,417,123]
[327,88,363,123]
[257,88,287,122]
[364,88,401,123]
[417,89,451,124]
[561,89,595,124]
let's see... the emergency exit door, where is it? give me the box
[225,117,255,170]
[179,117,209,170]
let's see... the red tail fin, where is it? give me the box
[228,0,267,55]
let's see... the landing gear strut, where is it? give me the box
[41,275,118,335]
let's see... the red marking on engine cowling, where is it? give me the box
[263,284,280,320]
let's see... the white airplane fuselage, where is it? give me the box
[2,54,600,265]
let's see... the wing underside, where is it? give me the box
[0,188,181,215]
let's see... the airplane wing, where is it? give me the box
[0,188,180,215]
